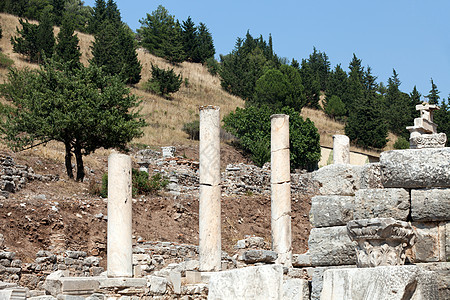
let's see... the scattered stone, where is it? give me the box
[242,250,277,264]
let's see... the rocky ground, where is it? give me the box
[0,143,315,270]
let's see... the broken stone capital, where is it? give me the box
[347,218,416,268]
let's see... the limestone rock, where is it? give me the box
[309,195,354,227]
[410,222,446,263]
[353,188,410,220]
[380,148,450,188]
[360,163,383,189]
[321,266,439,300]
[282,278,309,300]
[208,264,283,299]
[311,164,362,196]
[242,249,277,264]
[411,188,450,221]
[292,253,311,267]
[308,226,356,266]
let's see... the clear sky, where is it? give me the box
[84,0,450,102]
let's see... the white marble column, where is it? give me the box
[333,134,350,164]
[107,152,133,277]
[270,114,292,267]
[199,106,221,272]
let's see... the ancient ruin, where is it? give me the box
[407,103,447,148]
[0,104,448,299]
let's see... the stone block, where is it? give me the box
[380,148,450,188]
[417,262,450,300]
[321,266,439,300]
[169,271,181,294]
[411,188,450,221]
[0,288,27,300]
[309,195,354,227]
[353,188,410,220]
[311,164,362,196]
[242,249,277,264]
[60,278,99,295]
[208,264,283,299]
[409,222,446,263]
[447,222,450,262]
[360,163,383,189]
[282,278,309,300]
[97,277,146,288]
[308,226,356,266]
[185,271,201,284]
[292,253,311,267]
[148,276,168,295]
[309,265,355,300]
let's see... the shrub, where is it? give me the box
[393,137,410,149]
[182,120,200,140]
[96,169,168,198]
[205,57,220,76]
[324,95,346,119]
[144,64,182,98]
[0,53,14,69]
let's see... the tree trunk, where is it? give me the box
[74,143,85,182]
[64,141,73,179]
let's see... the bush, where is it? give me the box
[205,57,220,76]
[0,53,14,69]
[95,169,168,198]
[324,95,346,118]
[223,105,321,170]
[393,137,410,149]
[182,120,200,140]
[144,64,182,98]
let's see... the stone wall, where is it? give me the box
[306,148,450,299]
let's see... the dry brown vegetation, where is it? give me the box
[0,12,394,164]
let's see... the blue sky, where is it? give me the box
[84,0,450,102]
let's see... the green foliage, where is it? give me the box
[434,97,450,147]
[299,47,330,107]
[98,170,168,198]
[54,16,81,69]
[0,53,14,69]
[223,105,321,169]
[145,64,182,97]
[0,24,2,40]
[205,57,221,76]
[0,59,146,181]
[324,95,346,119]
[425,78,440,105]
[64,0,93,33]
[182,120,200,140]
[36,7,56,60]
[137,5,185,63]
[393,137,410,149]
[345,93,388,149]
[191,23,215,63]
[11,19,40,62]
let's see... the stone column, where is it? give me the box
[199,106,221,272]
[333,135,350,164]
[107,153,133,277]
[270,114,292,267]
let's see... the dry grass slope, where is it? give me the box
[0,12,394,164]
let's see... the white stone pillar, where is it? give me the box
[107,152,133,277]
[333,135,350,164]
[271,114,292,267]
[199,105,221,272]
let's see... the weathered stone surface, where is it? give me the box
[411,188,450,221]
[360,163,383,189]
[242,249,277,264]
[354,188,410,220]
[332,135,350,164]
[410,133,447,149]
[282,278,309,300]
[409,222,446,263]
[97,277,146,288]
[148,276,169,295]
[208,264,283,299]
[417,262,450,300]
[447,222,450,262]
[321,266,439,300]
[347,218,416,267]
[308,226,356,266]
[292,253,311,267]
[380,148,450,188]
[44,277,99,297]
[311,164,362,196]
[0,288,27,300]
[309,195,354,227]
[309,265,355,300]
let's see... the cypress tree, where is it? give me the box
[11,19,40,62]
[425,78,440,105]
[192,23,215,63]
[88,0,106,34]
[36,7,55,63]
[384,69,411,138]
[55,16,82,69]
[181,16,197,61]
[410,86,422,118]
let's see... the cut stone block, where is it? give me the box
[0,288,27,300]
[321,266,439,300]
[97,277,146,288]
[309,265,355,300]
[308,226,356,266]
[417,262,450,300]
[148,276,169,295]
[282,278,309,300]
[411,188,450,221]
[360,163,383,189]
[242,249,277,264]
[44,277,99,297]
[353,188,410,220]
[208,264,283,300]
[447,222,450,262]
[309,195,354,227]
[409,222,446,263]
[292,253,311,267]
[169,271,181,294]
[311,164,362,196]
[380,148,450,188]
[185,271,202,284]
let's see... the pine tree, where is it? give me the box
[88,0,106,34]
[118,25,142,84]
[410,86,422,118]
[327,64,347,102]
[51,0,66,26]
[181,16,197,61]
[384,69,411,137]
[425,78,440,104]
[434,97,449,146]
[11,19,40,62]
[55,16,81,70]
[192,23,215,63]
[105,0,121,25]
[36,7,55,63]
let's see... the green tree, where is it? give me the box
[144,64,182,98]
[192,22,215,63]
[36,7,55,62]
[88,0,106,34]
[324,95,346,119]
[11,19,40,62]
[181,16,197,61]
[64,0,93,33]
[425,78,440,105]
[434,97,450,146]
[137,5,185,63]
[327,64,348,101]
[384,69,411,138]
[0,59,145,181]
[51,0,66,26]
[54,16,81,69]
[223,105,321,169]
[0,24,3,40]
[409,86,422,118]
